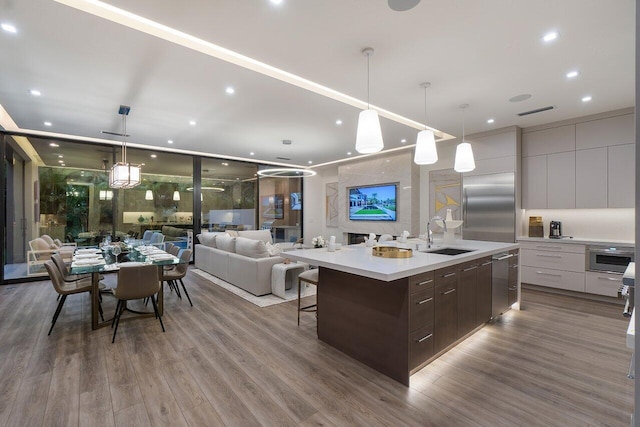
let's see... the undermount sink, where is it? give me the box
[422,247,476,256]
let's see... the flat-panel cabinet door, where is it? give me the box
[522,155,547,208]
[434,268,458,354]
[508,254,518,306]
[476,257,492,325]
[457,262,477,338]
[575,148,607,208]
[608,143,635,208]
[547,152,576,208]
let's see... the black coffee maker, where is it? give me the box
[549,221,562,238]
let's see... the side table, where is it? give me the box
[271,262,309,299]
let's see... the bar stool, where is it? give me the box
[297,268,319,325]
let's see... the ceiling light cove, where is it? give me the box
[258,168,317,178]
[543,31,558,43]
[51,0,453,142]
[1,23,17,33]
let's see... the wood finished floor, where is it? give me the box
[0,268,633,426]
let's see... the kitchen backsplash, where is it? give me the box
[521,208,634,242]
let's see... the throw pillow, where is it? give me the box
[197,233,218,248]
[235,236,269,258]
[216,233,236,253]
[265,242,283,257]
[225,230,239,237]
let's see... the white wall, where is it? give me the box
[302,164,338,243]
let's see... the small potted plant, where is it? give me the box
[312,236,325,248]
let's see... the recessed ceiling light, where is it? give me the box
[150,154,157,158]
[167,139,173,144]
[236,177,240,180]
[347,151,352,155]
[270,0,284,5]
[189,120,196,125]
[49,142,59,147]
[509,94,532,102]
[222,162,229,166]
[308,160,313,164]
[401,139,407,143]
[225,86,235,94]
[60,163,65,167]
[1,23,17,33]
[566,70,579,79]
[249,152,255,156]
[582,95,592,103]
[30,89,41,96]
[44,121,52,126]
[58,160,64,163]
[58,155,63,158]
[543,31,558,43]
[335,119,343,125]
[487,118,495,124]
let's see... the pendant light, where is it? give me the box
[145,190,153,200]
[454,104,476,172]
[355,47,384,154]
[413,82,438,165]
[173,190,181,201]
[109,105,142,188]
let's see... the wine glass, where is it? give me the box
[112,244,122,262]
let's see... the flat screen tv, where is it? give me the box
[348,183,397,221]
[290,192,302,210]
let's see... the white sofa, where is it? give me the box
[194,229,284,296]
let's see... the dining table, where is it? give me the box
[70,245,181,330]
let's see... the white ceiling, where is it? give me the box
[0,0,635,169]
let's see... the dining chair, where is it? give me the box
[111,263,164,343]
[44,260,102,335]
[165,242,175,253]
[148,232,165,249]
[297,268,319,325]
[162,249,193,306]
[141,229,155,244]
[51,253,106,299]
[168,245,180,256]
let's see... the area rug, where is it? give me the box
[190,268,316,308]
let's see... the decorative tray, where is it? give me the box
[372,246,413,258]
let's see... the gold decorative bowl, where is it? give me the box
[372,246,413,258]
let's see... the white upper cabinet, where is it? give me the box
[522,125,575,157]
[547,151,575,209]
[522,155,547,209]
[575,148,607,208]
[576,114,634,150]
[608,143,635,208]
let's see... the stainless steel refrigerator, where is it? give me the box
[462,172,516,243]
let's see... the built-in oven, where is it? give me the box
[587,245,634,274]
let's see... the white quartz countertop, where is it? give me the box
[517,236,634,247]
[284,238,519,282]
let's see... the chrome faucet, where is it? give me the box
[426,216,447,248]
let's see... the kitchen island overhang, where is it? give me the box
[285,239,520,386]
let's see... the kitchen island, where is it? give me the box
[285,239,519,385]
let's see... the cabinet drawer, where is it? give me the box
[410,287,434,332]
[521,249,585,272]
[585,271,623,297]
[409,271,435,294]
[409,325,434,370]
[522,266,585,292]
[519,241,586,254]
[434,265,457,286]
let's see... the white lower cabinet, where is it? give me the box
[522,266,585,292]
[585,271,623,297]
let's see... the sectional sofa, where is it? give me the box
[194,229,284,296]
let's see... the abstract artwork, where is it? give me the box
[325,182,339,227]
[429,169,461,220]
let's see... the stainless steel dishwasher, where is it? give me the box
[492,252,514,318]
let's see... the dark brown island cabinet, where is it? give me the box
[318,251,519,386]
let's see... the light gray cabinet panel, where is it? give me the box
[608,143,635,208]
[522,155,547,208]
[547,152,575,209]
[575,148,607,208]
[522,125,575,157]
[576,114,634,150]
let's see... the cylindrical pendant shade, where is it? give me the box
[145,190,153,200]
[355,109,384,154]
[413,129,437,165]
[454,142,476,172]
[173,190,181,201]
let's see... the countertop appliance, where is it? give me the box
[462,172,515,243]
[587,245,635,274]
[491,252,513,318]
[549,221,562,238]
